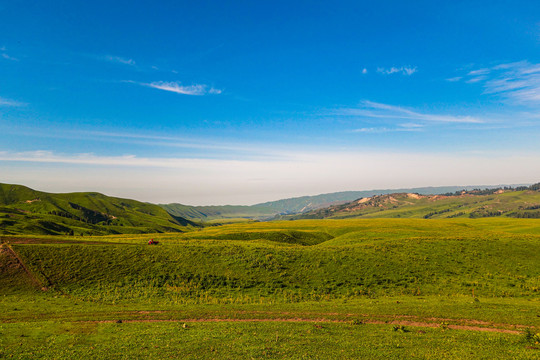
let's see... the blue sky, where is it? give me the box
[1,1,540,204]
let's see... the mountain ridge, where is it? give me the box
[0,183,196,236]
[277,184,540,220]
[160,184,530,221]
[1,182,537,235]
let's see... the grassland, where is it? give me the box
[160,185,508,222]
[3,182,539,237]
[1,218,539,358]
[285,189,540,220]
[0,183,196,235]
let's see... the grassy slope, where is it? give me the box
[7,218,540,302]
[160,185,507,221]
[161,203,276,221]
[0,183,195,235]
[2,218,540,358]
[285,190,540,220]
[0,244,38,292]
[2,320,538,360]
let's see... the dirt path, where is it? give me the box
[85,316,524,334]
[0,243,48,290]
[2,236,128,245]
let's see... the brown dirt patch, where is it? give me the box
[0,244,45,290]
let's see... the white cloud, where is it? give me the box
[146,82,205,95]
[399,122,424,129]
[461,61,540,105]
[362,68,368,74]
[333,100,483,123]
[1,53,18,61]
[377,66,417,76]
[208,87,223,94]
[468,69,490,76]
[466,76,487,83]
[352,127,392,133]
[101,55,136,66]
[1,150,538,205]
[0,126,291,161]
[352,123,423,133]
[0,46,18,61]
[0,97,26,107]
[140,81,222,96]
[446,76,462,82]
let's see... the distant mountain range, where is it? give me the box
[160,185,528,221]
[0,182,537,236]
[276,184,540,220]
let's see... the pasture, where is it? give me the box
[1,218,539,358]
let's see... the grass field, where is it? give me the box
[1,218,539,358]
[286,189,540,220]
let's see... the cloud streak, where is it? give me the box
[139,81,222,96]
[1,53,18,61]
[460,61,540,105]
[0,97,26,107]
[101,55,136,66]
[352,123,424,133]
[1,150,538,204]
[0,126,294,161]
[0,47,18,61]
[333,100,483,124]
[377,66,417,76]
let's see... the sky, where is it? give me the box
[1,1,540,205]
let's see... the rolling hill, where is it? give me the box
[278,184,540,220]
[2,182,538,235]
[160,184,518,221]
[0,183,197,235]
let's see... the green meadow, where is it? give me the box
[1,218,540,358]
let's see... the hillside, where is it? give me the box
[5,218,540,301]
[3,218,540,358]
[0,183,197,235]
[160,184,514,221]
[280,184,540,220]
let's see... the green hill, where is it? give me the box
[3,182,538,234]
[3,217,540,358]
[161,185,515,221]
[280,184,540,220]
[0,183,197,235]
[6,218,540,302]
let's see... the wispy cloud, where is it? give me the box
[2,150,538,205]
[351,127,416,133]
[1,53,18,61]
[459,61,540,105]
[466,76,487,83]
[377,66,417,76]
[362,68,368,74]
[100,55,136,66]
[0,126,281,160]
[0,97,26,107]
[208,87,223,94]
[334,100,483,123]
[468,68,490,76]
[352,123,424,133]
[137,81,222,96]
[1,47,18,61]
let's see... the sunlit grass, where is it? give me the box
[2,218,539,358]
